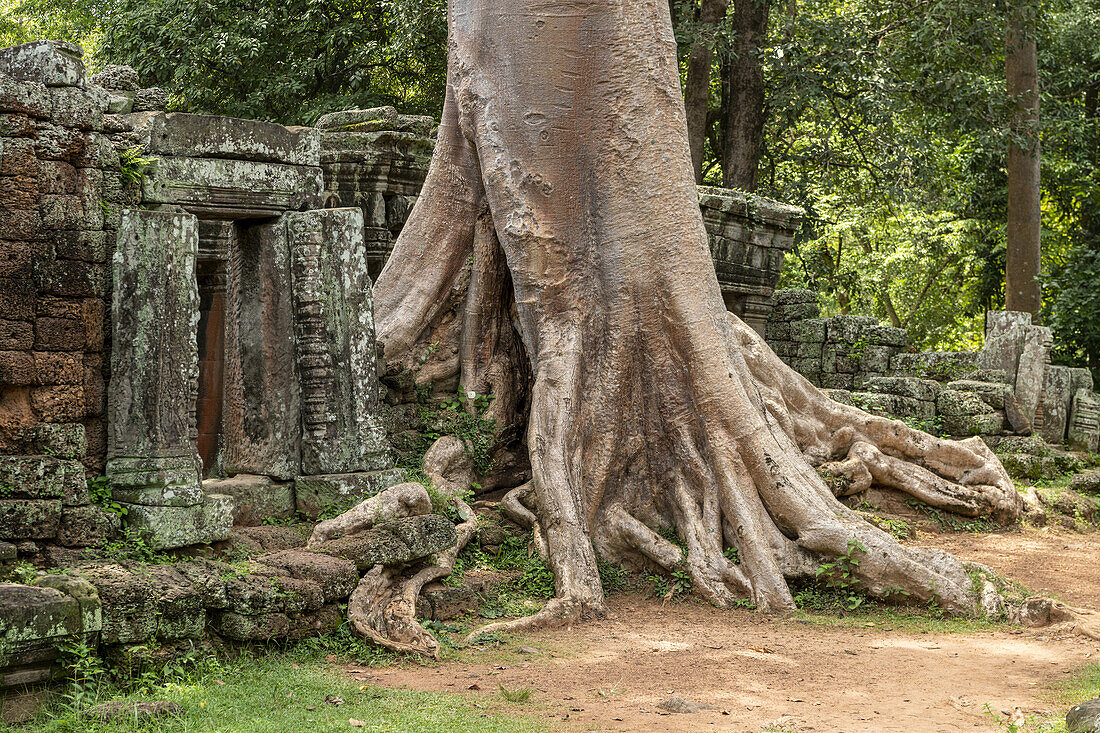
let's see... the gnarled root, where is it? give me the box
[310,437,478,657]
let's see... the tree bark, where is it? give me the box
[332,0,1021,653]
[1005,0,1041,315]
[721,0,769,191]
[684,0,730,182]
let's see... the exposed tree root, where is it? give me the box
[311,438,478,657]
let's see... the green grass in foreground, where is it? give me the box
[11,646,550,733]
[1029,663,1100,732]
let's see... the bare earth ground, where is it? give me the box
[354,527,1100,732]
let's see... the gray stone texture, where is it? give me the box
[288,208,391,475]
[293,468,404,519]
[315,514,458,573]
[0,41,84,87]
[119,493,233,549]
[1035,365,1074,445]
[201,474,295,527]
[1068,389,1100,453]
[106,210,202,507]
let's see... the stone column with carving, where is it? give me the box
[287,208,401,517]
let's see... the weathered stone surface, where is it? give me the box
[941,412,1005,437]
[57,505,119,546]
[417,583,477,621]
[107,210,202,511]
[1071,471,1100,496]
[201,474,295,526]
[0,455,66,499]
[1037,487,1098,523]
[132,87,167,112]
[821,388,855,406]
[1014,325,1053,425]
[1066,698,1100,733]
[889,351,978,381]
[89,65,139,91]
[945,380,1013,410]
[74,565,156,644]
[31,573,101,634]
[1068,389,1100,453]
[315,514,458,573]
[0,41,84,87]
[293,468,404,519]
[141,156,322,217]
[863,375,941,403]
[214,525,308,557]
[138,113,321,166]
[255,550,357,603]
[0,500,61,539]
[977,310,1031,382]
[288,208,391,475]
[936,390,994,417]
[1036,365,1074,445]
[0,583,82,674]
[119,493,233,549]
[851,392,932,419]
[220,216,300,480]
[0,74,50,117]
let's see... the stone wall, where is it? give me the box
[0,42,123,554]
[765,289,908,390]
[764,289,1100,452]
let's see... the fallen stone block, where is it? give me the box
[255,550,357,603]
[315,514,458,573]
[202,474,295,527]
[120,493,233,549]
[294,468,404,520]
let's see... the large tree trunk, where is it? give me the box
[1004,0,1041,315]
[684,0,730,182]
[721,0,769,191]
[340,0,1021,654]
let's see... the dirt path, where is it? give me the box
[355,528,1100,732]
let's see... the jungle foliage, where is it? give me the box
[1,0,1097,372]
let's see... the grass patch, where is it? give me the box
[1028,662,1100,733]
[15,628,550,733]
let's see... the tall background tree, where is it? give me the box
[3,0,1097,375]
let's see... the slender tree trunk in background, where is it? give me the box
[1004,0,1041,315]
[685,0,730,182]
[721,0,769,191]
[322,0,1022,656]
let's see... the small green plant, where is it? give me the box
[814,538,867,611]
[597,559,627,593]
[87,474,127,517]
[101,527,172,564]
[57,638,110,715]
[119,145,155,185]
[8,561,38,584]
[498,684,532,703]
[905,498,997,532]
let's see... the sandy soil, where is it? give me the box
[353,527,1100,732]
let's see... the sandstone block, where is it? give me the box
[293,468,404,519]
[142,112,321,166]
[119,493,233,549]
[0,41,84,87]
[256,550,357,603]
[0,500,61,539]
[201,474,295,526]
[57,505,119,547]
[315,514,458,573]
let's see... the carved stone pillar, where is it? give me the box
[106,209,203,507]
[288,208,391,475]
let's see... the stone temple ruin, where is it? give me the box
[0,39,805,553]
[0,39,1098,716]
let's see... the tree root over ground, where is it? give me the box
[322,0,1025,653]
